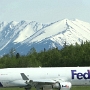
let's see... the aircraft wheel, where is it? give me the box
[25,88,30,90]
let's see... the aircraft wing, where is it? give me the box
[21,73,65,85]
[20,73,71,90]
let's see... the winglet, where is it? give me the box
[21,73,29,80]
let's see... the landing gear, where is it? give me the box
[25,88,30,90]
[25,86,31,90]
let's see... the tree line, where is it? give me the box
[0,41,90,68]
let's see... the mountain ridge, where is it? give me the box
[0,19,90,56]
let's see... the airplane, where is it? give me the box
[0,67,90,90]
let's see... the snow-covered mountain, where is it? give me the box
[0,19,90,56]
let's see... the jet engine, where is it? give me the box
[52,82,72,90]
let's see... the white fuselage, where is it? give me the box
[0,67,90,87]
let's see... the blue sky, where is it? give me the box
[0,0,90,23]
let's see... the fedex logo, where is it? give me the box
[62,85,69,88]
[71,70,90,80]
